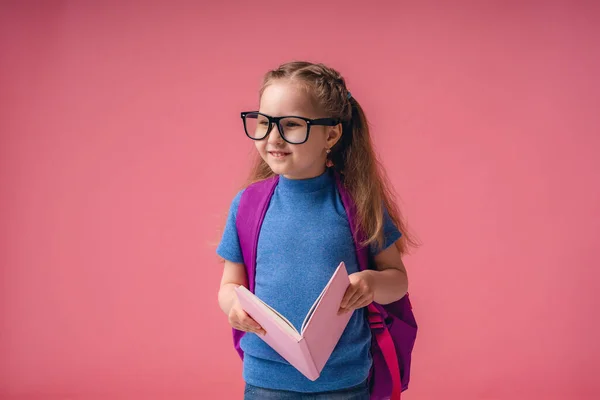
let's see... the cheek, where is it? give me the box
[308,127,328,147]
[255,140,266,154]
[306,129,327,153]
[293,142,324,162]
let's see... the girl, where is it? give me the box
[217,61,416,400]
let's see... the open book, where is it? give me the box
[235,262,352,381]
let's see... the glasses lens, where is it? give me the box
[279,117,308,144]
[244,113,270,140]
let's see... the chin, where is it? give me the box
[266,161,288,176]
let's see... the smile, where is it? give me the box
[268,151,291,159]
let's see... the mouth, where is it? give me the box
[268,151,291,160]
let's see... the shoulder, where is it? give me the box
[229,176,279,215]
[226,189,245,218]
[244,176,279,193]
[238,177,279,204]
[233,189,245,204]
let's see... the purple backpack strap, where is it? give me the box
[232,175,279,359]
[334,173,417,400]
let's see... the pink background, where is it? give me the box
[1,1,599,399]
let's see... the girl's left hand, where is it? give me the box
[338,271,375,314]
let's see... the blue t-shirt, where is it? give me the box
[217,169,401,393]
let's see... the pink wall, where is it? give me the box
[1,1,599,399]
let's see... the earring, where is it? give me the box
[325,148,334,168]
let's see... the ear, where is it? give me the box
[325,123,343,149]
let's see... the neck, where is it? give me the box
[278,168,332,193]
[282,166,327,180]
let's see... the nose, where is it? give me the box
[267,122,284,145]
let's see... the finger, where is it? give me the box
[340,290,364,314]
[342,293,373,314]
[232,320,263,335]
[349,295,371,310]
[339,290,359,314]
[240,314,262,331]
[340,285,358,309]
[255,327,267,336]
[240,314,267,335]
[245,324,266,336]
[231,310,258,331]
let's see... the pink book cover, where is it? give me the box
[235,261,352,381]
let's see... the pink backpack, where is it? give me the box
[232,173,418,400]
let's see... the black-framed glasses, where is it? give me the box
[241,112,339,144]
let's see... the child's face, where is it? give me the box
[257,80,339,180]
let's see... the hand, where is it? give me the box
[338,271,375,314]
[228,295,267,336]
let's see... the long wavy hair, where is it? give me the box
[245,61,418,255]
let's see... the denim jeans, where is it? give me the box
[243,380,370,400]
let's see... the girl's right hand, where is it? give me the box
[228,296,267,336]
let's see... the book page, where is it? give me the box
[258,297,299,334]
[301,262,352,372]
[301,285,326,334]
[300,261,347,335]
[236,286,301,339]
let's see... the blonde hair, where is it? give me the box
[245,61,418,255]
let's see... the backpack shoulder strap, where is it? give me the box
[334,172,402,400]
[235,175,279,292]
[333,173,368,268]
[232,175,279,359]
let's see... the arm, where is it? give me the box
[218,260,247,314]
[218,260,266,335]
[366,241,408,304]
